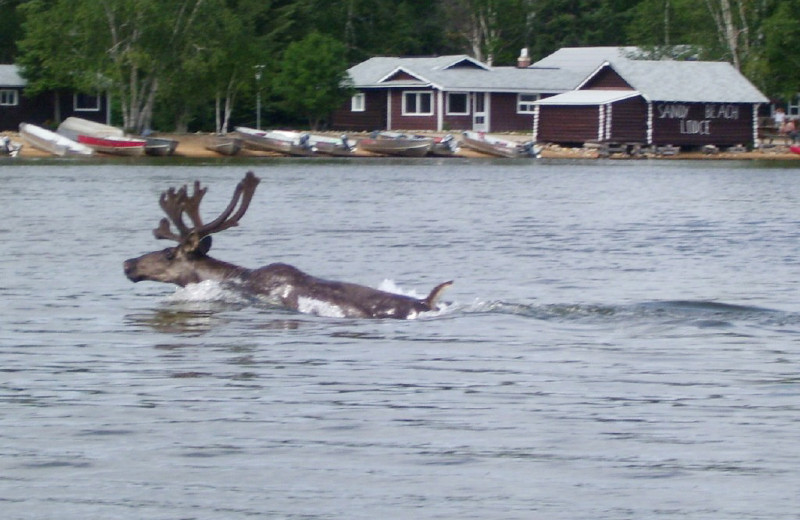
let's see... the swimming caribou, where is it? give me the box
[123,171,452,319]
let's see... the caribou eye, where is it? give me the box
[164,248,176,261]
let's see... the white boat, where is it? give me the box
[461,131,539,158]
[305,133,355,156]
[357,131,434,157]
[19,123,94,156]
[144,136,179,156]
[265,130,355,156]
[235,126,315,156]
[57,116,124,142]
[77,134,146,156]
[56,116,145,156]
[205,134,242,156]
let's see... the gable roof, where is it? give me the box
[532,46,641,75]
[346,47,768,103]
[588,60,767,103]
[346,54,583,94]
[0,64,26,87]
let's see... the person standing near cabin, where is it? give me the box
[774,107,787,129]
[780,117,797,142]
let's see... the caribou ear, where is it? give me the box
[197,235,212,255]
[180,234,213,255]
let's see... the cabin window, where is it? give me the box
[0,89,19,106]
[447,92,469,115]
[74,92,101,111]
[351,93,365,112]
[517,93,539,114]
[402,91,433,115]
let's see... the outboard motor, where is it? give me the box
[297,132,314,152]
[520,141,539,158]
[0,136,21,157]
[441,133,459,153]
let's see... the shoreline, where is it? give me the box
[4,130,799,160]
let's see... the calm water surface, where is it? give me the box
[1,158,799,519]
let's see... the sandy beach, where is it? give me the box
[3,130,799,160]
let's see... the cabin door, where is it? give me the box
[472,93,488,131]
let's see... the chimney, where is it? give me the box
[517,48,531,68]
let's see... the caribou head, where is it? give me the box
[124,172,452,319]
[123,171,259,286]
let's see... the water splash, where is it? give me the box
[166,280,248,305]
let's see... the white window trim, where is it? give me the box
[402,90,433,116]
[446,92,470,115]
[74,92,101,112]
[0,89,19,106]
[517,93,539,114]
[351,93,365,112]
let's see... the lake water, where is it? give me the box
[1,157,799,519]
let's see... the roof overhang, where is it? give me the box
[0,64,26,87]
[377,66,431,85]
[354,85,570,96]
[535,89,641,105]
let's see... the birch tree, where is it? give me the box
[443,0,507,64]
[19,0,214,132]
[703,0,749,69]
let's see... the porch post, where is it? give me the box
[752,103,760,148]
[437,90,444,131]
[386,90,392,130]
[598,105,605,141]
[106,90,112,125]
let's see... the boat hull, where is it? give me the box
[357,137,433,157]
[461,131,538,158]
[144,137,178,156]
[307,134,355,156]
[205,135,242,156]
[77,135,146,156]
[20,123,93,156]
[57,117,124,142]
[235,127,315,156]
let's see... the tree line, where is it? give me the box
[2,0,797,133]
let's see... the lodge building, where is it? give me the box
[332,47,768,149]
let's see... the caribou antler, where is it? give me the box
[153,171,260,245]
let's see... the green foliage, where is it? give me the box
[0,0,24,62]
[273,32,352,129]
[761,0,800,99]
[626,0,708,47]
[289,0,456,63]
[525,0,641,60]
[8,0,800,128]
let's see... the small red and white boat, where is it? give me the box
[57,116,146,156]
[789,145,800,155]
[77,134,146,156]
